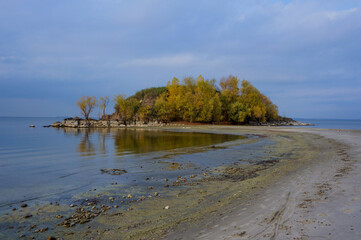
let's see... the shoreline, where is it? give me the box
[1,126,359,239]
[47,117,313,129]
[167,127,361,239]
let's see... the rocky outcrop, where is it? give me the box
[50,117,311,128]
[249,117,313,126]
[51,118,165,128]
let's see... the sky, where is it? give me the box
[0,0,360,119]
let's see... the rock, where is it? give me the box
[56,215,63,219]
[164,184,169,188]
[35,227,48,233]
[154,192,159,197]
[20,204,27,208]
[51,121,63,128]
[100,169,127,175]
[145,177,149,181]
[29,125,35,128]
[54,202,59,206]
[70,204,75,208]
[114,205,118,208]
[12,208,16,211]
[127,194,133,198]
[148,186,153,190]
[47,237,57,240]
[24,214,33,219]
[29,224,36,230]
[164,206,169,210]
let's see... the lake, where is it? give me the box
[0,117,266,212]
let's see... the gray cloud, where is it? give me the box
[0,0,360,118]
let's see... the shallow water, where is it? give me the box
[0,117,270,211]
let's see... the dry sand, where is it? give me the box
[167,127,361,240]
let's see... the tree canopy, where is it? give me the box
[76,96,97,120]
[77,75,280,124]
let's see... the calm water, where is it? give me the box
[295,118,361,130]
[0,117,261,210]
[3,117,354,211]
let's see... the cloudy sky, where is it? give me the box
[0,0,360,119]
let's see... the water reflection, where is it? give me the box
[113,129,241,155]
[59,128,242,157]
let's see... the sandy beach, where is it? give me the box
[167,127,361,239]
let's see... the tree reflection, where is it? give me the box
[57,128,241,157]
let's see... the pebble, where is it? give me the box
[148,186,153,190]
[154,192,159,197]
[56,215,63,219]
[127,194,133,198]
[164,206,169,210]
[24,214,32,219]
[20,204,27,208]
[164,184,169,188]
[114,205,118,208]
[70,204,75,207]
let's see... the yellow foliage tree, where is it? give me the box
[76,96,97,121]
[220,75,240,121]
[99,96,109,118]
[240,80,266,123]
[114,95,139,125]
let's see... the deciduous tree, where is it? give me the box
[77,96,97,121]
[99,96,109,118]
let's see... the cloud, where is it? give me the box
[0,56,24,64]
[0,0,360,118]
[122,53,197,67]
[324,7,357,20]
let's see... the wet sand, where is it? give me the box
[1,126,360,239]
[167,127,361,239]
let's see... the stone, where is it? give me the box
[20,204,27,208]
